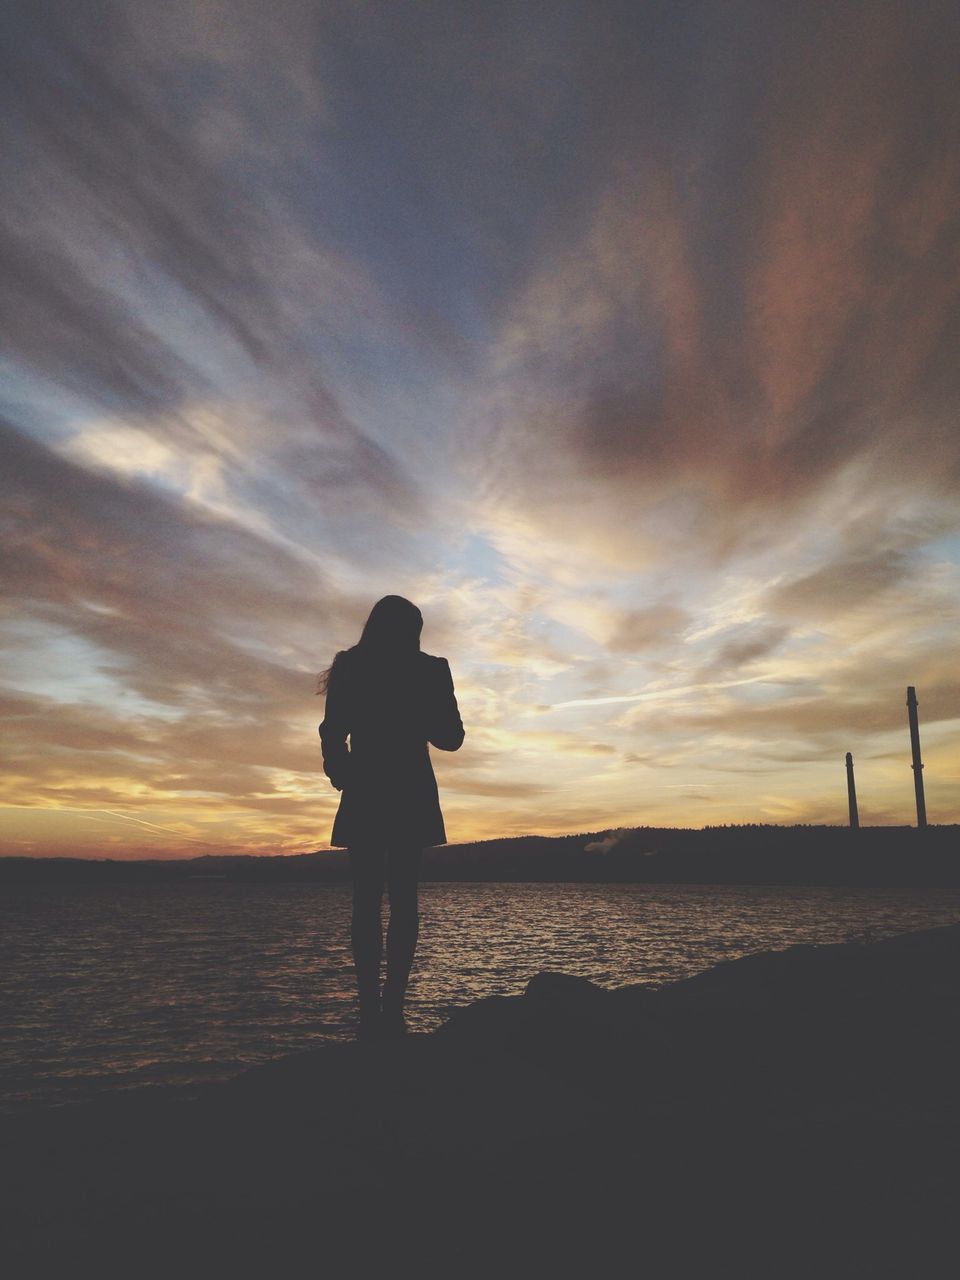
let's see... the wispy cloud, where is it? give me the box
[553,676,778,710]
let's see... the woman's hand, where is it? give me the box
[326,754,353,792]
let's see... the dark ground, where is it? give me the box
[4,922,958,1278]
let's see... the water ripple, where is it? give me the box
[2,881,959,1109]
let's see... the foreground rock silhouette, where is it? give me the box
[4,923,959,1277]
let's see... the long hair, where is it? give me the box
[317,595,423,694]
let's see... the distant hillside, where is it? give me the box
[1,824,958,887]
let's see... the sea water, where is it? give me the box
[3,879,960,1110]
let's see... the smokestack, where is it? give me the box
[906,686,927,829]
[845,752,859,829]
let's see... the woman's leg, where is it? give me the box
[382,844,422,1028]
[348,846,386,1032]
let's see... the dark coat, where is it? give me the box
[319,648,465,848]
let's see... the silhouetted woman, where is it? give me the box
[318,596,464,1039]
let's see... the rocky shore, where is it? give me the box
[5,923,959,1278]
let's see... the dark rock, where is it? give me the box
[523,971,606,1002]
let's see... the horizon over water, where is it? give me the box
[4,880,960,1112]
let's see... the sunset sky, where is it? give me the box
[2,0,959,857]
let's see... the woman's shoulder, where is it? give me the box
[418,653,455,686]
[328,646,360,683]
[419,651,450,670]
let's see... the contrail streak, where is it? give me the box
[552,674,774,710]
[66,807,215,845]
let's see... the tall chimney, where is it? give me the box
[906,686,927,829]
[845,752,859,829]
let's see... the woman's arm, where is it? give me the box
[426,657,465,752]
[318,655,352,790]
